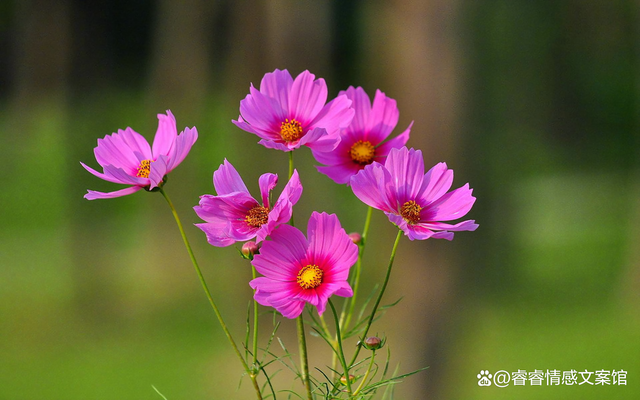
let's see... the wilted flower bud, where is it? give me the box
[348,232,362,244]
[241,241,260,258]
[362,336,384,350]
[340,374,356,385]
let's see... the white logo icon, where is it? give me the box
[477,370,492,386]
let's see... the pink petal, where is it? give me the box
[94,128,150,171]
[418,162,454,205]
[350,162,396,212]
[259,69,293,112]
[276,169,303,206]
[384,147,425,204]
[299,127,337,152]
[306,212,358,282]
[195,192,255,222]
[166,126,198,172]
[147,155,168,190]
[213,160,250,196]
[81,162,137,185]
[238,85,285,138]
[256,199,292,243]
[311,136,353,166]
[103,164,148,186]
[252,224,308,280]
[316,161,362,185]
[365,89,399,144]
[375,122,412,157]
[151,110,178,159]
[421,220,479,233]
[258,138,295,152]
[339,86,371,134]
[194,220,236,247]
[425,184,476,221]
[258,173,278,206]
[307,94,354,146]
[84,186,143,200]
[289,71,327,125]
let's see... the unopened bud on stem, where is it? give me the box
[241,241,260,258]
[348,232,362,244]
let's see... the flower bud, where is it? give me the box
[340,374,356,385]
[362,336,384,350]
[348,232,362,244]
[241,241,260,258]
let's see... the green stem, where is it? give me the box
[348,229,403,368]
[287,151,311,399]
[353,350,376,396]
[159,188,263,400]
[329,299,353,396]
[341,206,373,332]
[288,150,294,179]
[296,315,313,400]
[251,264,259,369]
[288,151,295,226]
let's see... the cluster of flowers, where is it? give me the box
[82,69,477,397]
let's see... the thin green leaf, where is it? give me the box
[151,385,168,400]
[260,321,281,365]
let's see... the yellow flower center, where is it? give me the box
[400,200,422,224]
[296,265,323,290]
[349,140,375,165]
[280,118,304,142]
[245,205,269,228]
[136,159,152,178]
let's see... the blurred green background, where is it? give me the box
[0,1,638,399]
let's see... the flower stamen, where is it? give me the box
[136,159,152,178]
[280,119,304,142]
[245,205,269,228]
[297,265,323,290]
[400,200,422,224]
[349,140,375,165]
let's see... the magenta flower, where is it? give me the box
[233,69,355,152]
[194,160,303,247]
[313,87,412,184]
[351,147,478,240]
[81,110,198,200]
[249,212,358,319]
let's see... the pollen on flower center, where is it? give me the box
[136,159,152,178]
[400,200,422,224]
[245,205,269,228]
[280,119,304,142]
[349,140,375,165]
[296,265,323,290]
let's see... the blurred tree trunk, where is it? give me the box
[222,0,333,95]
[362,1,463,398]
[146,0,216,118]
[11,0,71,108]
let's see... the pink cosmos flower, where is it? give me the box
[351,147,478,240]
[194,160,303,247]
[233,69,355,152]
[81,110,198,200]
[249,212,358,319]
[313,87,412,184]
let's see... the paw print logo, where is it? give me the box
[477,370,492,386]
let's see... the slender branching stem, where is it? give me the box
[353,349,376,396]
[296,315,313,400]
[251,264,259,370]
[341,206,373,332]
[348,229,402,368]
[159,188,263,400]
[329,299,353,396]
[287,151,312,399]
